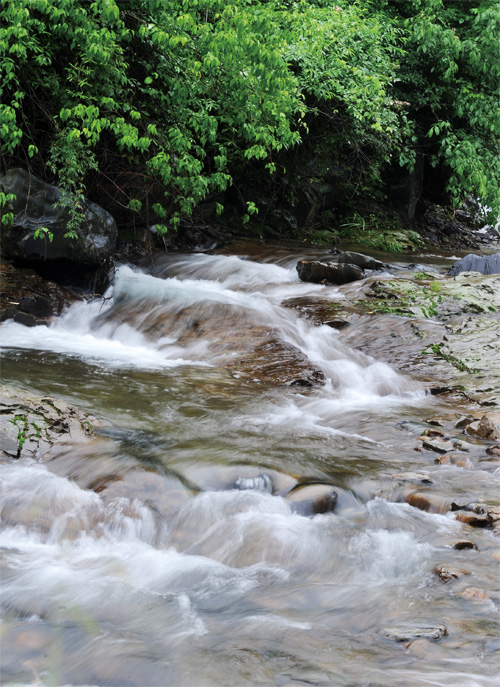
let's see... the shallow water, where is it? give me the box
[1,246,499,686]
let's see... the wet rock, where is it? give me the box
[486,445,500,456]
[406,492,451,514]
[419,428,445,438]
[337,250,385,271]
[454,511,490,527]
[434,565,469,583]
[452,540,477,550]
[458,587,488,601]
[434,454,472,469]
[450,502,500,528]
[387,471,433,485]
[285,484,338,516]
[455,416,477,429]
[0,168,117,266]
[384,624,447,642]
[296,260,364,285]
[0,261,76,325]
[465,415,499,440]
[451,440,472,452]
[422,437,454,454]
[449,253,500,277]
[0,385,96,459]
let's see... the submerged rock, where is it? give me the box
[449,253,500,277]
[296,260,364,285]
[458,587,488,601]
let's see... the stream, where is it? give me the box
[1,244,499,687]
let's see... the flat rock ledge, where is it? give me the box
[0,385,102,460]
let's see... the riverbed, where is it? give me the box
[1,243,499,686]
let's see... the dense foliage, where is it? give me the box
[1,0,498,234]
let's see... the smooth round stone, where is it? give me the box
[285,484,338,516]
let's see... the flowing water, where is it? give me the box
[1,246,499,686]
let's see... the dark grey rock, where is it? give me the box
[338,251,385,271]
[449,253,500,277]
[0,168,117,266]
[297,260,364,284]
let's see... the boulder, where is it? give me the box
[449,253,500,277]
[285,484,338,516]
[0,168,117,266]
[337,250,385,271]
[465,415,499,441]
[296,260,364,284]
[0,261,76,326]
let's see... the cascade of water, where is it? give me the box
[1,250,498,687]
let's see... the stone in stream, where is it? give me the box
[405,492,451,514]
[285,484,338,516]
[458,587,488,601]
[465,415,499,441]
[383,624,447,642]
[434,565,470,583]
[448,253,500,277]
[452,540,477,550]
[421,437,454,454]
[337,250,385,271]
[296,260,364,285]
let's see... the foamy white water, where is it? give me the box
[1,249,499,687]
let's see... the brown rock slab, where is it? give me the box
[422,438,454,454]
[406,491,451,514]
[454,511,490,527]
